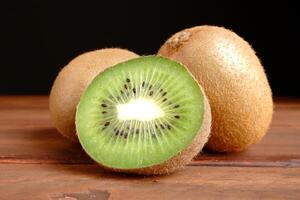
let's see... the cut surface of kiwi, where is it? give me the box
[76,56,206,170]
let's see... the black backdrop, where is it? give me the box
[1,1,299,96]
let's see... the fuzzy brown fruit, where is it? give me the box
[158,25,273,152]
[49,48,139,141]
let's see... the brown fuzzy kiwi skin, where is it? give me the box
[49,48,139,142]
[99,91,211,176]
[158,25,273,152]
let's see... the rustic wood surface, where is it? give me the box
[0,96,299,200]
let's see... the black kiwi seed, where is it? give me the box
[104,121,110,126]
[133,88,136,94]
[162,92,167,96]
[142,81,145,87]
[136,129,139,134]
[126,78,130,83]
[163,98,167,102]
[149,85,152,90]
[120,90,124,94]
[101,104,107,107]
[120,131,124,136]
[115,130,119,136]
[160,124,165,129]
[174,105,180,108]
[155,124,158,129]
[149,91,153,96]
[102,111,107,114]
[124,133,128,139]
[124,84,128,90]
[174,115,180,119]
[167,124,171,130]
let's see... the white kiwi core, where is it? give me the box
[117,98,164,121]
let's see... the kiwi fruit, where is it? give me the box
[158,25,273,152]
[76,56,211,175]
[49,48,138,142]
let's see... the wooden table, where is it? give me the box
[0,96,299,200]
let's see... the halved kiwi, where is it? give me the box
[76,56,211,175]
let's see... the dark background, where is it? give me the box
[1,1,299,96]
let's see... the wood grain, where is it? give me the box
[0,96,299,167]
[0,96,299,199]
[0,164,299,200]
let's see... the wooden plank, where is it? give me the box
[0,96,300,167]
[0,164,299,200]
[0,95,47,109]
[0,96,299,199]
[0,96,91,164]
[1,125,299,167]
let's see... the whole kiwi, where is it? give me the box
[158,25,273,152]
[49,48,139,142]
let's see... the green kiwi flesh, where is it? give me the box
[76,56,208,173]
